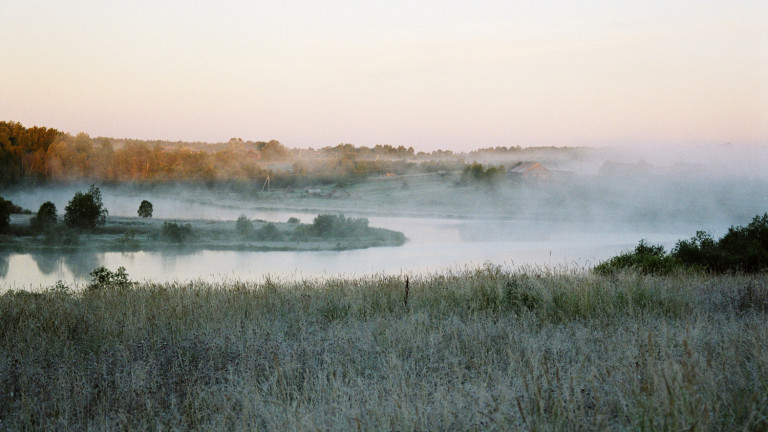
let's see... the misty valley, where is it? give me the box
[1,157,766,288]
[2,123,768,430]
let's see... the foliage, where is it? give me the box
[46,280,71,295]
[235,215,253,235]
[595,240,682,275]
[161,221,193,243]
[459,162,506,185]
[597,213,768,274]
[0,121,60,185]
[255,223,281,241]
[30,201,58,232]
[0,196,13,232]
[88,266,131,290]
[287,217,300,224]
[137,200,153,218]
[63,185,108,229]
[311,214,369,238]
[714,213,768,272]
[671,230,719,270]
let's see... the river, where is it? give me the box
[1,207,688,289]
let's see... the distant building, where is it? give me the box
[509,162,550,179]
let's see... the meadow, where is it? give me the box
[1,266,766,431]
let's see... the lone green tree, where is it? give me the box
[64,185,108,229]
[137,200,153,218]
[30,201,58,231]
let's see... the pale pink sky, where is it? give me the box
[1,1,766,151]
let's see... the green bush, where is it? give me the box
[672,213,768,273]
[459,162,506,185]
[714,213,768,272]
[594,240,682,275]
[255,223,281,241]
[88,266,131,290]
[235,215,253,235]
[64,185,108,229]
[311,214,369,237]
[30,201,58,232]
[161,222,193,243]
[290,224,313,242]
[597,213,768,275]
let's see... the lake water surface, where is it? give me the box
[1,209,688,289]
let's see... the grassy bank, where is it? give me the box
[1,267,767,431]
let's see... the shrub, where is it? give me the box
[311,214,369,238]
[290,224,313,242]
[161,222,193,243]
[235,215,253,235]
[594,240,682,275]
[597,213,768,275]
[30,201,58,231]
[64,185,108,229]
[460,162,506,185]
[137,200,153,218]
[88,266,131,290]
[287,217,300,224]
[255,223,281,241]
[714,213,768,272]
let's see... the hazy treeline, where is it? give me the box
[0,122,463,187]
[0,121,283,185]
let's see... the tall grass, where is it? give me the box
[1,266,767,430]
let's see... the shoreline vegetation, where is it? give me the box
[1,266,767,430]
[0,214,406,253]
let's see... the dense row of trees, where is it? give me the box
[4,121,574,188]
[0,122,297,185]
[0,122,434,187]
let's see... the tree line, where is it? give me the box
[0,122,438,187]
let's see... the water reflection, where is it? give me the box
[30,253,63,275]
[63,252,102,278]
[0,216,688,290]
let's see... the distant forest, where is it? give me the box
[0,121,583,187]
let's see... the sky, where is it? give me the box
[1,1,767,152]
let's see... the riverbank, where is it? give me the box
[0,214,406,253]
[1,268,766,430]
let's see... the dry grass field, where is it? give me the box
[1,266,767,431]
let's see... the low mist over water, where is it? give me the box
[1,141,766,289]
[1,214,689,289]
